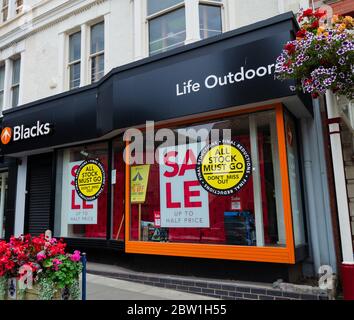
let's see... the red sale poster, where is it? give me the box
[158,143,210,228]
[62,161,98,225]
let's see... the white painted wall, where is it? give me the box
[0,0,308,107]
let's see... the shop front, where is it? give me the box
[0,13,331,281]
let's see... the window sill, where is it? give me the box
[126,240,295,264]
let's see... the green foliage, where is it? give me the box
[41,255,82,289]
[0,276,7,300]
[38,277,57,300]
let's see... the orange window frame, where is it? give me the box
[124,103,295,264]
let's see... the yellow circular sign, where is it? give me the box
[196,140,252,196]
[75,159,106,201]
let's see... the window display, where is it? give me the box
[128,110,289,247]
[54,143,108,239]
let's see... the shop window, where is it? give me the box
[90,22,105,83]
[199,3,222,39]
[0,64,4,111]
[11,57,20,107]
[111,140,126,241]
[68,31,81,90]
[0,172,8,239]
[128,110,287,247]
[284,113,306,246]
[54,143,109,239]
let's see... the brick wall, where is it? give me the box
[314,0,354,16]
[330,0,354,15]
[87,270,330,300]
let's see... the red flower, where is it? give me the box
[284,59,292,68]
[284,42,296,54]
[302,9,313,17]
[311,92,319,99]
[314,10,326,19]
[296,29,307,38]
[311,20,320,29]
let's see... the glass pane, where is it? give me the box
[0,92,3,110]
[147,0,183,15]
[149,8,186,56]
[54,143,109,239]
[91,22,104,54]
[128,110,285,247]
[0,66,4,91]
[111,139,125,241]
[91,53,104,83]
[70,62,81,89]
[12,58,21,85]
[12,85,19,107]
[0,172,8,239]
[199,5,222,40]
[69,31,81,62]
[285,113,306,246]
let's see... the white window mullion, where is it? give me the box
[249,114,265,247]
[134,0,145,60]
[8,0,15,20]
[103,14,110,73]
[58,32,66,92]
[18,51,24,105]
[277,0,285,14]
[3,58,12,110]
[185,0,200,44]
[80,23,89,87]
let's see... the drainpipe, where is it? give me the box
[301,119,322,273]
[325,90,354,299]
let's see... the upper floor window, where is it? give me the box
[66,19,106,90]
[1,0,24,23]
[69,31,81,90]
[16,0,23,15]
[11,57,20,107]
[90,22,105,83]
[147,0,223,56]
[199,2,222,39]
[2,0,8,22]
[148,0,185,56]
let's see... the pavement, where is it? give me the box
[85,274,218,300]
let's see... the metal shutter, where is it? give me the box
[25,153,53,235]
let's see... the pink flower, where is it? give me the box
[70,250,81,262]
[52,258,62,271]
[37,252,46,261]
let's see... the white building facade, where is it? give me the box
[0,0,312,110]
[0,0,344,288]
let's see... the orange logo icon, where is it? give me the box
[1,127,12,145]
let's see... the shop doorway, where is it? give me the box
[25,153,54,235]
[0,172,8,239]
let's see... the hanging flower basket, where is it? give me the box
[0,234,82,300]
[275,8,354,100]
